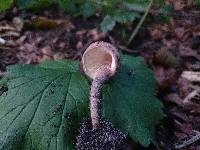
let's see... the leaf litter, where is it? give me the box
[0,0,200,149]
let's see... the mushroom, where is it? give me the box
[81,41,120,129]
[76,41,126,150]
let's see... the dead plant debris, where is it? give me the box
[0,0,200,149]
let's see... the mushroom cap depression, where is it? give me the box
[81,41,120,80]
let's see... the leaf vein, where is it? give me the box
[56,74,72,150]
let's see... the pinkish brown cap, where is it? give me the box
[81,41,120,80]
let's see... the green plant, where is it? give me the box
[0,0,161,33]
[58,0,150,32]
[196,0,200,6]
[0,43,164,149]
[0,0,13,12]
[16,0,53,10]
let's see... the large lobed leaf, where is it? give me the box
[0,60,89,149]
[0,55,164,149]
[103,55,164,146]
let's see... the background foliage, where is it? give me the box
[0,0,156,32]
[0,0,13,12]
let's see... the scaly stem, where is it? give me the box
[90,66,111,129]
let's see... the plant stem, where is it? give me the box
[90,66,111,129]
[127,0,153,46]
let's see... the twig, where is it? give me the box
[108,35,115,45]
[0,37,6,44]
[175,130,200,149]
[181,71,200,82]
[118,45,139,54]
[127,0,153,46]
[183,90,199,103]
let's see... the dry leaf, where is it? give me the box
[154,48,179,67]
[174,1,185,11]
[182,71,200,82]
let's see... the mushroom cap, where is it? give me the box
[81,41,120,80]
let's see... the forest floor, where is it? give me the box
[0,0,200,150]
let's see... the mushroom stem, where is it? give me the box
[90,66,111,129]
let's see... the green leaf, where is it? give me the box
[102,55,164,146]
[58,0,77,13]
[81,2,97,18]
[123,2,147,12]
[16,0,53,10]
[0,0,13,12]
[0,77,10,88]
[113,11,140,24]
[100,15,116,32]
[196,0,200,6]
[164,4,174,13]
[0,60,89,149]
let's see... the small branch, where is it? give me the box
[181,71,200,82]
[127,0,153,46]
[175,130,200,149]
[183,90,199,103]
[0,37,6,44]
[118,45,139,54]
